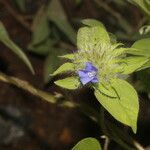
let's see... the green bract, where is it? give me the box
[52,19,150,133]
[72,137,102,150]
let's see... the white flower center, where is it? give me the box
[87,71,96,78]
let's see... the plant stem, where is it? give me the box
[101,135,110,150]
[0,72,56,103]
[0,72,76,108]
[0,0,32,32]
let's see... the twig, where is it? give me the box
[0,0,32,32]
[101,135,110,150]
[0,72,77,108]
[94,0,133,34]
[134,141,145,150]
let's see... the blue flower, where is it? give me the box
[78,62,98,85]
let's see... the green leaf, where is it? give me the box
[72,137,102,150]
[112,47,126,57]
[82,19,105,28]
[126,48,150,57]
[52,62,74,75]
[121,56,149,74]
[14,0,26,12]
[139,60,150,70]
[130,0,150,16]
[95,79,139,133]
[47,0,76,44]
[31,6,50,45]
[96,82,117,98]
[59,54,74,60]
[0,22,34,74]
[77,26,110,51]
[54,77,80,90]
[131,38,150,56]
[126,38,150,70]
[109,33,117,44]
[28,38,55,56]
[43,48,67,82]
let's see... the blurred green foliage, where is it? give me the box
[0,0,150,149]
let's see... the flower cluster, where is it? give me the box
[53,19,150,132]
[78,62,98,85]
[53,19,150,133]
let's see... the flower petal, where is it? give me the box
[78,70,88,78]
[80,76,93,85]
[85,62,98,72]
[91,77,99,83]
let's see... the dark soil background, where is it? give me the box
[0,0,150,150]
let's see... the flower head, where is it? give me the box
[78,62,98,85]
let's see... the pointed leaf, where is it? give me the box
[121,56,149,74]
[55,77,80,90]
[43,48,68,82]
[47,0,76,44]
[72,137,102,150]
[95,79,139,133]
[31,6,50,45]
[125,38,150,57]
[138,60,150,70]
[59,54,74,60]
[52,62,74,75]
[112,48,126,57]
[96,82,117,98]
[28,38,55,56]
[82,19,105,28]
[77,26,110,51]
[0,22,34,74]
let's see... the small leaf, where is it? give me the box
[77,26,110,51]
[95,79,139,133]
[31,6,50,45]
[0,22,34,74]
[129,38,150,57]
[112,48,126,57]
[121,56,149,74]
[52,62,74,75]
[54,77,80,90]
[96,82,117,98]
[82,19,105,28]
[47,0,76,44]
[43,48,68,82]
[109,33,117,44]
[28,38,55,56]
[72,137,102,150]
[59,54,74,60]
